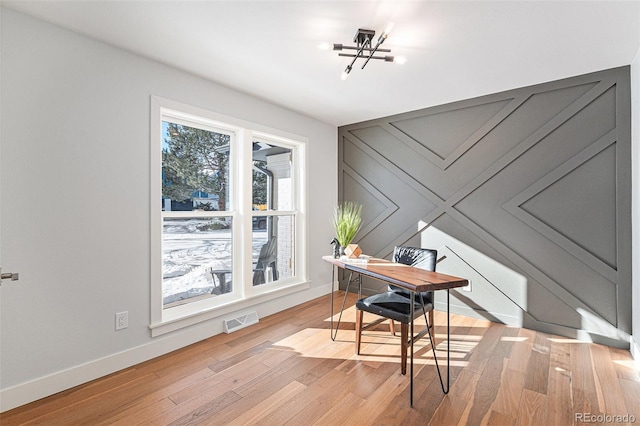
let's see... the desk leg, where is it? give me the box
[439,289,451,393]
[331,270,358,341]
[422,290,451,395]
[447,289,450,392]
[330,265,335,340]
[410,291,415,407]
[411,290,450,407]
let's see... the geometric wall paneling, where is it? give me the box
[504,130,618,279]
[448,80,618,214]
[424,212,587,332]
[450,79,622,330]
[340,132,444,257]
[338,66,631,348]
[443,204,620,334]
[341,164,398,242]
[385,97,516,169]
[346,124,460,200]
[433,244,525,326]
[451,83,621,327]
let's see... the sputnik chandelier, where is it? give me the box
[332,23,406,80]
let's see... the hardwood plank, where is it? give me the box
[168,358,271,405]
[0,367,146,424]
[608,346,640,382]
[227,380,307,426]
[464,321,505,375]
[465,352,506,426]
[507,327,536,373]
[523,331,550,394]
[618,378,640,421]
[589,343,629,418]
[108,398,176,426]
[255,363,355,425]
[282,371,362,425]
[311,391,365,425]
[570,341,602,415]
[428,395,468,425]
[344,365,411,424]
[463,324,520,425]
[488,362,526,418]
[545,336,574,426]
[486,410,516,426]
[93,367,215,425]
[166,390,242,426]
[515,389,547,426]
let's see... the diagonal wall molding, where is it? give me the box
[341,164,398,242]
[504,129,618,281]
[386,95,525,170]
[338,67,631,348]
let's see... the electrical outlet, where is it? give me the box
[115,311,128,330]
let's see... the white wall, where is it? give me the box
[632,42,640,362]
[0,9,337,411]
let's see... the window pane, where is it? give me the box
[162,121,231,212]
[252,215,295,286]
[252,142,293,211]
[163,217,232,307]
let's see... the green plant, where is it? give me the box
[332,201,363,247]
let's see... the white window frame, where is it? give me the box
[150,96,308,336]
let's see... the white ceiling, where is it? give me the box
[3,1,639,126]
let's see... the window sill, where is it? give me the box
[149,280,310,337]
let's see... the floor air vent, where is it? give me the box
[223,311,259,333]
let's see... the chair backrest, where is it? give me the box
[390,246,437,299]
[253,238,278,285]
[256,237,277,269]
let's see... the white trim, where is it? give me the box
[631,335,640,366]
[151,96,306,144]
[0,282,332,413]
[149,96,308,334]
[150,96,164,326]
[150,281,310,336]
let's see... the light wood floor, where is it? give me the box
[2,292,639,425]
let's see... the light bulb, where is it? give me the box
[383,22,394,36]
[394,56,407,65]
[378,22,394,44]
[341,65,352,81]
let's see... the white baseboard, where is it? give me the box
[631,335,640,367]
[0,283,331,413]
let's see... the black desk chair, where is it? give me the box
[355,246,437,375]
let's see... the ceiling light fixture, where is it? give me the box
[334,23,404,80]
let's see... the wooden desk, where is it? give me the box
[323,255,469,406]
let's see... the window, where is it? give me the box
[150,97,307,335]
[251,139,295,287]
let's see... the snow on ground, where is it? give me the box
[162,218,267,304]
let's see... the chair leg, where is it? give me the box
[355,309,363,355]
[389,319,396,336]
[400,323,408,375]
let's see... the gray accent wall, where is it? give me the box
[338,67,631,348]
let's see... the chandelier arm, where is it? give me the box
[345,37,371,75]
[340,45,391,53]
[361,38,384,70]
[339,53,389,60]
